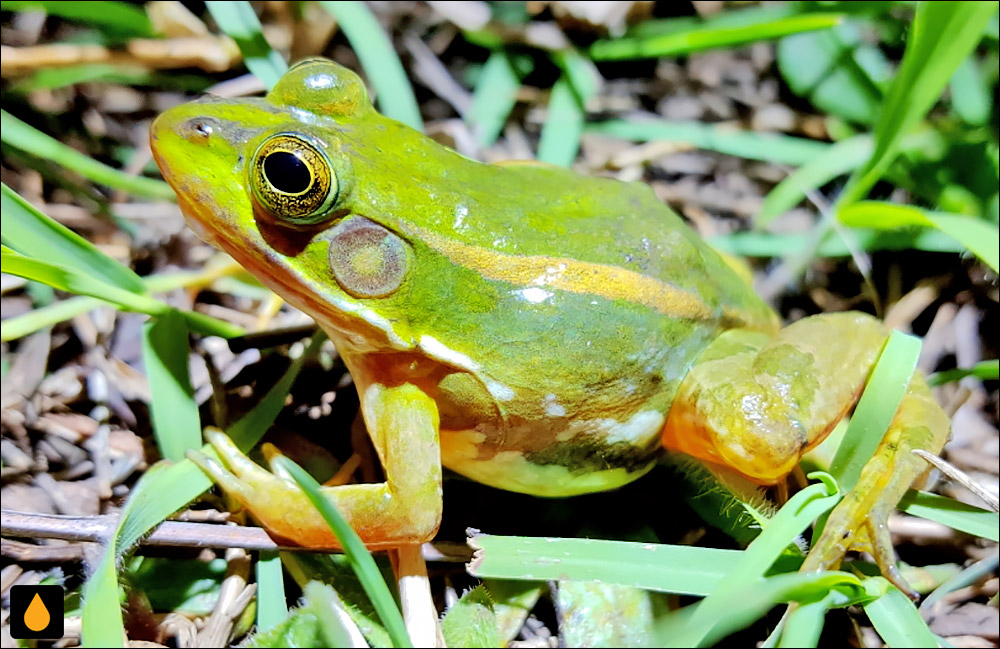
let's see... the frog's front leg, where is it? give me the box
[662,312,950,594]
[192,382,443,550]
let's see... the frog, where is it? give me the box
[150,58,950,595]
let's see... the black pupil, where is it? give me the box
[263,150,311,194]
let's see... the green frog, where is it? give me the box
[150,58,949,594]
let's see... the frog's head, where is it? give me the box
[151,59,439,353]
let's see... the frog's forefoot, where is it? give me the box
[188,383,444,551]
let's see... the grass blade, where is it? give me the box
[82,460,213,647]
[862,578,939,647]
[205,1,287,90]
[1,0,153,37]
[586,120,829,166]
[949,55,991,126]
[2,182,147,293]
[255,552,288,631]
[828,330,921,491]
[668,477,842,646]
[1,246,167,315]
[0,112,175,200]
[537,75,584,167]
[711,228,964,258]
[839,1,997,206]
[467,51,521,148]
[928,359,999,386]
[319,1,422,130]
[659,570,866,647]
[590,10,843,60]
[142,311,200,462]
[921,553,999,611]
[898,491,999,542]
[839,201,999,272]
[757,134,873,227]
[778,591,840,647]
[1,247,241,338]
[469,535,743,595]
[272,455,412,648]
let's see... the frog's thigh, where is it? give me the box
[196,382,442,550]
[664,312,888,483]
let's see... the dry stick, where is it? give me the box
[0,510,473,561]
[913,449,1000,513]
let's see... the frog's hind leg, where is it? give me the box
[662,312,950,593]
[191,382,443,550]
[802,373,949,596]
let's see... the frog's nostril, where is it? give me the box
[179,116,219,142]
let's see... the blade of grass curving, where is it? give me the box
[537,75,584,167]
[590,10,843,60]
[256,551,288,631]
[469,535,743,595]
[862,577,938,648]
[272,455,412,648]
[467,51,521,148]
[319,1,422,130]
[142,311,200,462]
[928,359,999,386]
[839,201,999,272]
[2,183,147,293]
[586,120,829,166]
[81,335,324,646]
[1,247,241,338]
[82,460,212,647]
[0,112,175,200]
[828,330,921,491]
[838,1,997,206]
[1,246,167,315]
[711,228,963,258]
[659,570,867,648]
[898,491,999,542]
[205,1,287,90]
[2,0,154,37]
[756,134,873,228]
[2,295,105,341]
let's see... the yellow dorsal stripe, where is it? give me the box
[417,227,717,321]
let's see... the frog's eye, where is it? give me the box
[328,217,408,298]
[250,134,337,224]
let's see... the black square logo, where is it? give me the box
[9,584,65,639]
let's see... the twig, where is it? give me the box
[913,450,1000,512]
[0,510,473,561]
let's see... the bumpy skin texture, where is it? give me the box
[151,59,948,592]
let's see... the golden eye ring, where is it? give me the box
[250,133,338,224]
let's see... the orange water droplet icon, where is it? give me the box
[25,592,51,632]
